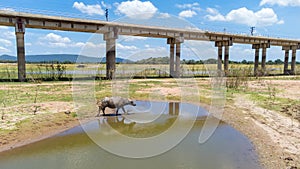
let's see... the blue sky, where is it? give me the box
[0,0,300,61]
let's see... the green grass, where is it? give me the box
[248,92,300,112]
[1,63,299,79]
[1,73,300,131]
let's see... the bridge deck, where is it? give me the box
[0,10,299,46]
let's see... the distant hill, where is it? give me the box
[0,54,17,61]
[136,56,170,64]
[0,54,133,63]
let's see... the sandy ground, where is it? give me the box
[228,95,299,168]
[0,102,80,152]
[0,78,299,169]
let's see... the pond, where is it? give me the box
[0,101,261,169]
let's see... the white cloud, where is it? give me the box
[158,12,171,18]
[115,0,158,19]
[0,46,10,53]
[43,33,71,44]
[179,10,197,18]
[40,33,76,48]
[25,43,32,46]
[205,7,284,26]
[184,41,216,60]
[260,0,300,6]
[1,31,15,40]
[176,2,201,11]
[0,26,15,40]
[117,43,138,50]
[101,1,112,9]
[73,2,105,16]
[121,44,167,61]
[0,26,9,30]
[0,38,12,46]
[120,36,148,41]
[0,8,15,12]
[206,8,226,21]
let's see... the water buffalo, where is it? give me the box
[96,96,136,116]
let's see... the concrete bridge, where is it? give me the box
[0,10,299,81]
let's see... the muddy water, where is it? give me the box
[0,101,261,169]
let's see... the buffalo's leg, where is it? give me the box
[116,108,119,115]
[121,106,127,114]
[102,108,106,116]
[96,107,101,117]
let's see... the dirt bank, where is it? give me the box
[0,78,299,169]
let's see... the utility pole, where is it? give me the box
[105,9,108,21]
[250,26,255,36]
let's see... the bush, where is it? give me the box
[226,66,252,90]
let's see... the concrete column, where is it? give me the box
[105,38,116,79]
[167,38,175,77]
[291,49,296,75]
[284,49,290,75]
[175,43,181,77]
[104,28,118,80]
[254,48,260,76]
[224,45,229,75]
[15,18,26,82]
[217,45,223,72]
[261,47,267,74]
[16,32,26,81]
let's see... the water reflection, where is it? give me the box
[0,101,261,169]
[169,102,180,116]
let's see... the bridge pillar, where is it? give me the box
[217,45,223,72]
[224,45,229,74]
[261,47,267,74]
[15,18,26,82]
[252,44,260,76]
[175,42,181,77]
[215,40,232,76]
[168,102,179,115]
[282,47,290,75]
[282,45,299,75]
[167,38,175,77]
[174,35,184,78]
[104,27,118,80]
[168,36,183,78]
[291,47,297,75]
[252,43,270,76]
